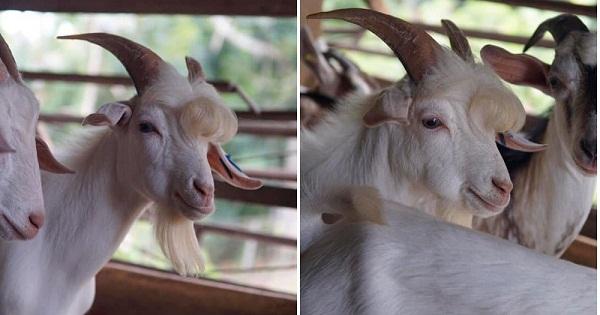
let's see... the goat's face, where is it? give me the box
[550,33,596,174]
[81,62,261,223]
[0,35,70,241]
[482,15,596,175]
[375,60,522,217]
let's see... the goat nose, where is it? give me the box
[492,178,513,194]
[193,179,214,198]
[580,139,596,159]
[28,212,44,230]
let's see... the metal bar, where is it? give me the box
[0,0,297,17]
[38,113,297,137]
[325,21,555,49]
[21,71,263,112]
[195,223,296,247]
[215,181,296,208]
[244,169,297,182]
[480,0,596,17]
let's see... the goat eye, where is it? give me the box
[548,77,561,89]
[138,122,157,134]
[422,117,443,129]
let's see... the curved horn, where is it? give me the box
[524,14,589,52]
[308,8,443,82]
[58,33,164,94]
[441,19,473,62]
[0,33,21,81]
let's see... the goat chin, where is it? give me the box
[154,207,204,276]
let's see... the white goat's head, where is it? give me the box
[0,34,71,240]
[60,33,262,273]
[481,14,596,175]
[309,9,541,217]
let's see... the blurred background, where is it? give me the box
[0,7,297,296]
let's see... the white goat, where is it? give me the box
[301,187,596,314]
[0,33,70,240]
[0,33,261,315]
[474,15,597,256]
[301,9,541,241]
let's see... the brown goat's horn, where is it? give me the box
[308,8,443,82]
[58,33,164,94]
[524,14,589,52]
[0,33,21,81]
[441,19,473,63]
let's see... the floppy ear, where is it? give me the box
[363,87,411,127]
[0,132,15,153]
[185,56,205,83]
[207,143,262,190]
[480,45,551,95]
[82,102,132,127]
[36,136,74,174]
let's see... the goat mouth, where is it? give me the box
[174,192,214,215]
[1,214,29,240]
[467,188,508,213]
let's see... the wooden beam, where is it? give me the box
[580,208,596,240]
[215,181,296,209]
[561,235,597,268]
[1,0,296,17]
[87,261,296,315]
[480,0,596,17]
[245,169,297,182]
[38,113,297,137]
[196,223,296,247]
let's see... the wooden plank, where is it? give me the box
[196,223,296,247]
[561,235,597,268]
[481,0,596,17]
[1,0,296,17]
[580,208,596,239]
[215,181,296,209]
[87,261,296,315]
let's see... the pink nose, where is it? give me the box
[492,177,513,195]
[29,212,44,230]
[193,180,214,199]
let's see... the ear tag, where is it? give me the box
[225,154,243,172]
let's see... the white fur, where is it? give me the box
[301,195,596,314]
[0,77,45,240]
[0,61,239,315]
[301,49,526,250]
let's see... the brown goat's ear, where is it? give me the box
[36,136,74,174]
[363,87,411,127]
[185,56,205,83]
[207,143,262,190]
[480,45,551,94]
[82,102,132,127]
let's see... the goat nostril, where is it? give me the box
[580,139,596,159]
[492,178,513,194]
[28,213,44,229]
[193,180,214,197]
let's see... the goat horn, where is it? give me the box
[441,19,473,63]
[524,14,589,52]
[308,8,443,82]
[0,33,21,81]
[58,33,164,94]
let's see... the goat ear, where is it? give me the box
[363,87,411,128]
[82,102,132,127]
[207,143,262,190]
[185,56,205,83]
[36,136,74,174]
[496,131,547,152]
[480,45,551,94]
